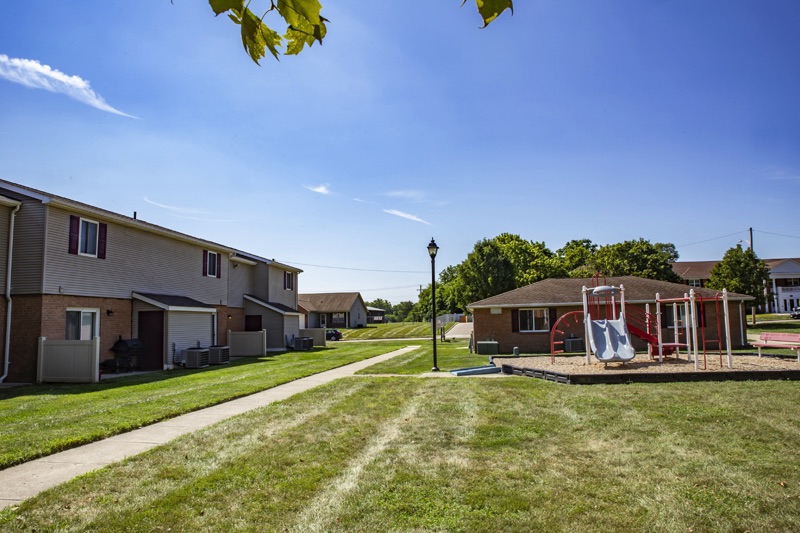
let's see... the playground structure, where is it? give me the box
[582,284,636,364]
[549,275,734,369]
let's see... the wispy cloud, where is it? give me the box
[304,183,332,195]
[144,197,207,215]
[383,209,430,225]
[0,54,137,118]
[385,190,426,202]
[143,197,237,222]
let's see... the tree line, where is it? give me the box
[368,234,770,322]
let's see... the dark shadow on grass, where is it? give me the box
[0,348,339,401]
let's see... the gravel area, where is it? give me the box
[494,353,800,374]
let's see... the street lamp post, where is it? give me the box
[427,238,439,372]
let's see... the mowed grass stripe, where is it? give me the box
[2,378,800,531]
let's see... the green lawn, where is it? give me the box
[357,338,489,374]
[340,321,455,340]
[0,341,412,469]
[3,377,799,532]
[747,321,800,334]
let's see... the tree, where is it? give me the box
[365,298,393,314]
[494,233,564,286]
[590,239,680,282]
[208,0,514,65]
[453,238,516,310]
[392,300,414,323]
[706,244,770,322]
[556,239,597,277]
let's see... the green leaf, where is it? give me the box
[240,7,283,64]
[209,0,244,17]
[278,0,323,26]
[279,0,327,54]
[469,0,514,27]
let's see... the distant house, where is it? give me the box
[0,179,302,382]
[367,306,386,324]
[468,276,753,355]
[299,292,367,329]
[673,258,800,313]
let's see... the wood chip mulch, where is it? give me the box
[493,353,799,375]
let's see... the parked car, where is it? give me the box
[326,328,343,341]
[791,307,800,319]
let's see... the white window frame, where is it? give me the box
[79,218,99,257]
[66,308,100,340]
[519,308,549,332]
[284,271,294,291]
[207,251,218,278]
[687,279,702,288]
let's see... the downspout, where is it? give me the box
[1,202,21,383]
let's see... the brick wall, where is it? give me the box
[473,300,748,356]
[7,294,43,382]
[6,295,132,383]
[218,306,245,345]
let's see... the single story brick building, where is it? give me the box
[468,276,753,355]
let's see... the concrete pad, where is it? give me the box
[0,345,420,510]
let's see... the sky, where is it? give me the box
[1,1,799,304]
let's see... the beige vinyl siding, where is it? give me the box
[228,263,254,308]
[268,264,297,309]
[43,207,227,304]
[169,312,215,355]
[263,307,286,351]
[0,204,11,294]
[10,201,45,294]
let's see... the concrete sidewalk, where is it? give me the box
[0,346,420,510]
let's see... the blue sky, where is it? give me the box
[1,1,798,304]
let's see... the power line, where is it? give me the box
[278,260,426,274]
[676,230,748,248]
[753,229,800,240]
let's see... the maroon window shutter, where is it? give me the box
[511,309,519,332]
[203,250,208,276]
[549,308,557,331]
[216,253,221,278]
[97,223,107,259]
[68,215,80,255]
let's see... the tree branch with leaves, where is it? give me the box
[208,0,513,64]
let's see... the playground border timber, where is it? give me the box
[500,363,800,385]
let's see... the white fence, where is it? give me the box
[37,337,100,383]
[228,330,267,357]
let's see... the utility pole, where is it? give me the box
[749,227,753,252]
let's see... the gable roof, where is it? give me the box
[244,294,302,315]
[132,292,216,313]
[673,258,800,280]
[298,292,365,313]
[0,178,302,273]
[672,261,718,280]
[468,276,753,309]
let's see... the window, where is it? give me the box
[203,250,221,278]
[284,271,294,291]
[80,220,98,256]
[687,279,702,288]
[66,309,98,340]
[68,215,107,259]
[207,251,218,277]
[519,308,549,332]
[332,312,345,326]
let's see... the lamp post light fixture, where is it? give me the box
[427,238,440,372]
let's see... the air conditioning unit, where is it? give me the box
[209,345,230,365]
[182,348,209,368]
